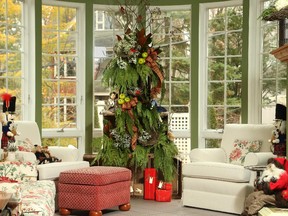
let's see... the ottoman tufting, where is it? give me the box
[58,166,132,216]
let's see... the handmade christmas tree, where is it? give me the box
[95,0,178,182]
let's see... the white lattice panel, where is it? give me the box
[170,113,191,164]
[170,113,190,130]
[174,137,190,164]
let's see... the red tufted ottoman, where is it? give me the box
[58,166,132,216]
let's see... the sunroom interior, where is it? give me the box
[0,0,288,215]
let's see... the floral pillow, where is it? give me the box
[229,139,262,165]
[16,138,34,152]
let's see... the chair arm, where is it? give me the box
[243,152,275,167]
[16,151,36,162]
[189,148,226,163]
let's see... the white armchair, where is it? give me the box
[182,124,275,214]
[14,121,90,180]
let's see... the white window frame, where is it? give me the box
[23,0,36,120]
[248,0,263,124]
[198,0,243,148]
[41,0,86,156]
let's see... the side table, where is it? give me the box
[245,165,266,188]
[0,192,12,216]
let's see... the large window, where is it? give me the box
[0,0,24,119]
[260,0,287,124]
[41,1,85,150]
[199,0,243,148]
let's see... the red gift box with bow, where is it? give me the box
[144,168,157,200]
[155,189,172,202]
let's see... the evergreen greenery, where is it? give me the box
[93,0,178,182]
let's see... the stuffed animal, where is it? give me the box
[261,158,288,208]
[1,113,18,149]
[105,91,118,112]
[258,163,285,184]
[270,104,286,156]
[1,94,17,149]
[33,145,62,164]
[242,158,288,216]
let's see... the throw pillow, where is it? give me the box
[229,139,262,165]
[16,138,34,152]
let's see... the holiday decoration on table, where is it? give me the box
[269,103,286,156]
[94,0,178,182]
[0,93,18,149]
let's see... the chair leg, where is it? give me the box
[89,210,102,216]
[119,203,131,211]
[59,208,71,215]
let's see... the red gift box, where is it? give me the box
[155,189,171,202]
[144,168,157,200]
[163,182,172,191]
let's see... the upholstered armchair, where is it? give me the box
[14,121,90,180]
[182,124,275,214]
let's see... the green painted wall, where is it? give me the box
[35,0,250,152]
[35,1,42,131]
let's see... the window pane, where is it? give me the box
[59,7,76,31]
[263,24,278,52]
[208,9,225,32]
[262,80,276,105]
[208,82,224,105]
[208,58,225,81]
[59,32,77,51]
[262,54,277,78]
[227,82,241,105]
[226,106,241,124]
[7,25,22,50]
[42,32,58,54]
[207,106,224,129]
[227,6,242,30]
[7,0,22,25]
[227,32,242,55]
[208,33,225,56]
[42,6,58,30]
[171,59,190,81]
[226,57,242,80]
[205,139,221,148]
[171,83,189,105]
[42,137,78,147]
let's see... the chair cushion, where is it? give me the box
[182,162,251,183]
[37,161,90,180]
